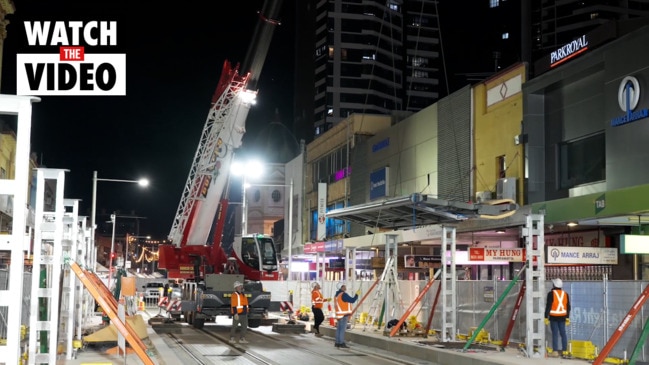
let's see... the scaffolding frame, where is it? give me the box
[0,95,39,364]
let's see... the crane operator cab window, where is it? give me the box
[241,235,278,272]
[242,237,260,270]
[258,236,278,271]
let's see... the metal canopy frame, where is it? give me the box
[326,193,518,229]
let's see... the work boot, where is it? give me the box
[315,332,323,337]
[229,337,236,343]
[562,351,570,358]
[334,343,340,348]
[548,351,559,358]
[339,343,349,349]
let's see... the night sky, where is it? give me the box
[1,1,492,238]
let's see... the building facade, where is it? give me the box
[310,0,439,137]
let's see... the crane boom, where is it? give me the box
[168,61,252,246]
[167,0,284,250]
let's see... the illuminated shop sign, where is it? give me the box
[534,23,615,76]
[610,76,649,127]
[550,35,588,67]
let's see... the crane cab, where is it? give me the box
[232,234,280,281]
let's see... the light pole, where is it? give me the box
[91,171,149,271]
[108,213,116,289]
[231,160,263,236]
[288,179,293,280]
[242,176,248,236]
[241,179,294,278]
[231,161,294,278]
[126,234,151,271]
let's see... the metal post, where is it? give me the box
[108,213,116,289]
[242,176,248,235]
[91,171,97,259]
[288,178,293,280]
[125,233,130,270]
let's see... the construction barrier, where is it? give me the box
[279,301,294,313]
[328,303,335,326]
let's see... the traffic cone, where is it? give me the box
[328,303,335,326]
[138,298,145,311]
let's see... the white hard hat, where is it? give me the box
[233,281,243,288]
[552,278,563,288]
[311,282,319,289]
[336,282,346,290]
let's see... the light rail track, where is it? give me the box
[159,322,436,365]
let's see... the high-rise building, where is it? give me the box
[477,0,649,76]
[303,0,440,139]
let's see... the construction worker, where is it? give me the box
[544,278,571,358]
[230,281,249,344]
[334,282,359,349]
[311,282,330,337]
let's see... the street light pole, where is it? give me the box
[91,170,149,272]
[242,176,248,236]
[91,171,98,267]
[108,213,116,289]
[240,180,294,279]
[288,178,293,280]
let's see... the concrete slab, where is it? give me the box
[272,323,306,334]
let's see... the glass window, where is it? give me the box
[497,155,506,179]
[559,133,605,189]
[271,189,281,202]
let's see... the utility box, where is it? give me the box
[496,178,517,201]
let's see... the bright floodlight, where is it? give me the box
[240,89,257,105]
[231,159,264,181]
[138,178,149,187]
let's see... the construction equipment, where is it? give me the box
[65,257,155,365]
[156,0,285,328]
[389,269,441,337]
[362,235,406,333]
[463,264,527,351]
[158,0,284,281]
[593,282,649,365]
[497,281,526,350]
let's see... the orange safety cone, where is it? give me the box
[328,303,335,326]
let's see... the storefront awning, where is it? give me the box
[326,193,518,229]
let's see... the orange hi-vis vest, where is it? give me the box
[231,291,249,315]
[549,289,568,317]
[335,292,352,319]
[312,289,325,309]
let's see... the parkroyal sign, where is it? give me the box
[469,247,526,262]
[16,21,126,96]
[550,35,588,67]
